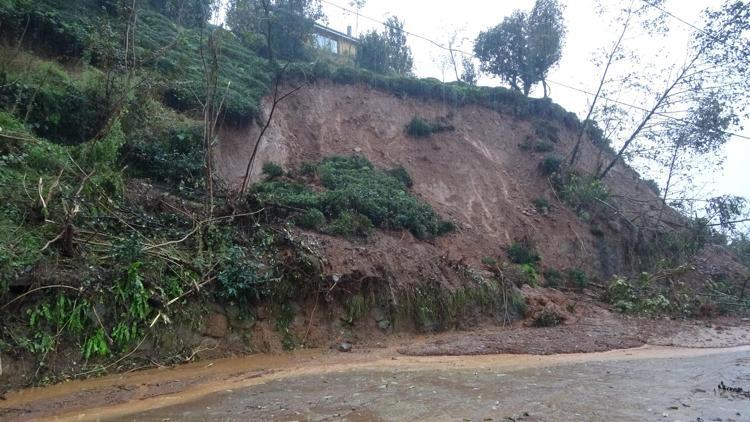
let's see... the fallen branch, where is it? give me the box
[142,209,265,252]
[40,230,65,252]
[1,285,82,310]
[236,64,307,200]
[165,276,217,307]
[301,292,320,347]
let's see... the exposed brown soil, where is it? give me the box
[398,315,750,356]
[216,81,748,292]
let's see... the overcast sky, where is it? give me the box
[317,0,749,203]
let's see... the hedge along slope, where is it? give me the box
[0,0,272,126]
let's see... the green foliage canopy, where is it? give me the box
[473,0,565,96]
[226,0,325,60]
[356,16,413,76]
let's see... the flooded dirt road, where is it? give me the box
[108,346,750,422]
[2,345,747,422]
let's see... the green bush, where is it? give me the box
[125,118,204,186]
[533,120,560,143]
[481,256,499,266]
[558,173,609,211]
[387,166,413,188]
[539,155,563,176]
[262,162,284,179]
[606,276,683,316]
[543,269,563,287]
[532,197,551,214]
[2,1,272,124]
[406,116,434,138]
[295,209,325,230]
[0,59,109,145]
[405,116,454,138]
[323,211,374,237]
[251,156,453,239]
[507,240,541,267]
[216,246,270,305]
[299,161,318,177]
[567,268,589,290]
[518,263,540,287]
[533,308,563,327]
[437,220,457,235]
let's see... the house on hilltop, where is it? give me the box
[312,23,359,57]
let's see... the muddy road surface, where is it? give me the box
[109,346,750,422]
[1,345,748,421]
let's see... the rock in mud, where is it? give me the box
[338,341,353,352]
[378,319,391,330]
[203,313,229,338]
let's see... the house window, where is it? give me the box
[314,34,338,54]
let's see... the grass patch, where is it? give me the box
[262,162,284,179]
[507,239,541,267]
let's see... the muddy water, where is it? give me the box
[4,345,749,422]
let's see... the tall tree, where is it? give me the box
[526,0,566,97]
[655,94,738,224]
[226,0,325,61]
[460,57,478,85]
[356,16,413,76]
[597,0,750,180]
[148,0,214,26]
[473,0,566,96]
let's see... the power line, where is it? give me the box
[319,0,750,142]
[319,0,456,52]
[547,79,750,141]
[637,0,750,57]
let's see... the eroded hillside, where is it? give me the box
[217,81,747,290]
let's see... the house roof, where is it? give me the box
[313,23,359,44]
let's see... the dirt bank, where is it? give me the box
[399,315,750,356]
